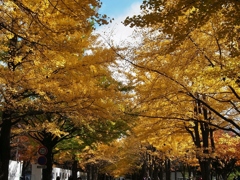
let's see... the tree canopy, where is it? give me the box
[2,0,240,180]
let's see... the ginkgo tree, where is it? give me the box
[0,0,113,180]
[115,3,240,180]
[212,130,240,180]
[76,112,198,180]
[130,115,198,180]
[77,136,143,180]
[8,37,131,180]
[124,0,240,57]
[123,0,240,134]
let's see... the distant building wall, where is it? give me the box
[8,160,22,180]
[52,167,71,180]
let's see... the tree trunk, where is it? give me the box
[87,165,92,180]
[199,160,211,180]
[132,172,139,180]
[187,165,192,179]
[21,161,30,179]
[42,145,53,180]
[142,159,148,179]
[152,160,159,180]
[165,159,171,180]
[186,95,215,180]
[72,160,78,180]
[92,165,98,180]
[159,165,164,180]
[0,115,12,180]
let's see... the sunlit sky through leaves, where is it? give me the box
[96,0,142,45]
[95,0,142,84]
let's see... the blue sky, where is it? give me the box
[96,0,143,44]
[99,0,142,18]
